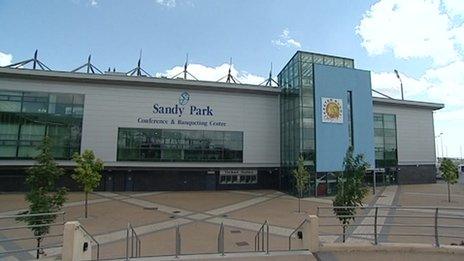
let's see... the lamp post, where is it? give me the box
[441,135,445,158]
[436,133,444,159]
[394,69,404,100]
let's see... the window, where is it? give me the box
[219,170,257,185]
[0,91,22,112]
[117,128,243,162]
[347,91,354,148]
[374,113,398,168]
[0,90,84,159]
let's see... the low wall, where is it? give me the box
[398,164,437,184]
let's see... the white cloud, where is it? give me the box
[360,0,464,156]
[156,63,266,85]
[272,28,302,48]
[372,61,464,106]
[371,71,428,99]
[442,0,464,18]
[89,0,98,6]
[371,68,464,157]
[156,0,176,8]
[423,60,464,105]
[0,51,13,66]
[435,107,464,121]
[356,0,463,65]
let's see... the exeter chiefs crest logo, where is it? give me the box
[322,97,343,123]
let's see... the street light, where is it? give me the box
[435,132,444,158]
[394,69,404,100]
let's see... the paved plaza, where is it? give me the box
[0,182,463,260]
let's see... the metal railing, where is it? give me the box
[217,222,225,255]
[175,225,181,258]
[317,206,464,247]
[288,219,308,250]
[125,223,141,260]
[78,224,100,260]
[254,220,269,253]
[0,211,66,258]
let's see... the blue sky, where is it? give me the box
[1,0,463,158]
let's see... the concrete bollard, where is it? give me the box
[303,215,320,253]
[62,221,92,261]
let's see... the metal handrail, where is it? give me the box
[125,223,141,260]
[254,220,269,253]
[78,224,100,260]
[320,232,464,239]
[0,211,66,257]
[175,225,181,258]
[288,219,308,250]
[318,206,464,210]
[0,211,66,219]
[0,244,63,256]
[318,214,463,219]
[317,206,464,247]
[0,233,63,243]
[0,222,65,231]
[217,222,224,256]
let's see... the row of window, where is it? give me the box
[219,173,257,184]
[0,90,84,117]
[374,113,398,168]
[0,114,82,159]
[117,128,244,162]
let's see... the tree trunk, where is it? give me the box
[36,237,41,259]
[85,191,88,218]
[298,190,302,213]
[447,182,451,203]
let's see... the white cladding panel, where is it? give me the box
[0,78,280,166]
[374,104,436,165]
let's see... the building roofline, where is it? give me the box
[277,51,356,78]
[0,67,281,95]
[373,97,444,110]
[296,50,354,62]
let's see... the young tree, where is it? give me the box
[293,156,309,213]
[72,149,104,218]
[440,158,458,203]
[333,147,369,242]
[16,137,67,259]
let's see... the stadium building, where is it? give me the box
[0,51,443,193]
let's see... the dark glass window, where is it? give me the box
[0,90,84,160]
[347,91,354,148]
[374,113,398,168]
[117,128,243,162]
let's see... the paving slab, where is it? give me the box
[140,191,254,213]
[0,192,102,214]
[227,197,328,229]
[64,200,173,236]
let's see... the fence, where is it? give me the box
[0,211,66,259]
[217,222,225,256]
[126,223,141,260]
[288,219,308,250]
[78,224,100,260]
[254,220,269,253]
[317,206,464,246]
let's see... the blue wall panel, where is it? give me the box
[314,64,375,172]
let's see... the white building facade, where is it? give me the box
[0,51,444,192]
